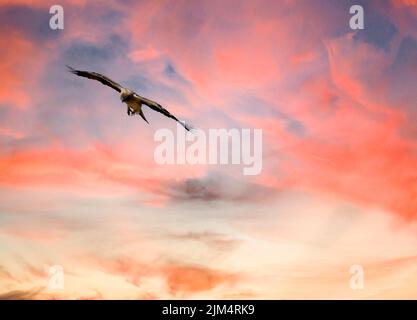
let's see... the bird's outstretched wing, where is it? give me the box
[138,94,193,131]
[67,65,124,93]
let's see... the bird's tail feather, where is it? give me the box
[139,110,149,124]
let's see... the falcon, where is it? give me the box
[67,66,192,131]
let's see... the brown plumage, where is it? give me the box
[67,66,192,131]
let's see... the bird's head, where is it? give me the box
[120,89,132,102]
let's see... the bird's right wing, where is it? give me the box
[138,95,193,131]
[67,65,124,93]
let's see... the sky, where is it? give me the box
[0,0,416,299]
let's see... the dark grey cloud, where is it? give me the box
[390,36,417,72]
[286,120,306,137]
[387,36,417,140]
[62,34,129,67]
[163,63,191,86]
[353,10,398,51]
[64,1,126,33]
[0,5,60,42]
[166,172,275,203]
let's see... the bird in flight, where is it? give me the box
[67,66,192,131]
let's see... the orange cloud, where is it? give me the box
[81,254,238,297]
[0,144,169,197]
[0,33,45,108]
[161,264,237,295]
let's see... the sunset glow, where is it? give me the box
[0,0,416,299]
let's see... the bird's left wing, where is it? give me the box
[67,65,124,93]
[138,94,193,131]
